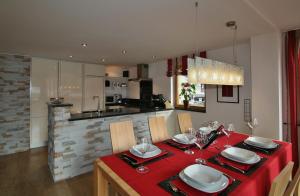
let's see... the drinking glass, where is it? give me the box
[224,123,235,148]
[184,128,196,155]
[195,132,208,164]
[136,137,150,174]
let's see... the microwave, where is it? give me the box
[105,96,114,103]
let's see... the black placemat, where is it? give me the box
[119,151,173,168]
[164,140,195,151]
[158,174,241,196]
[207,155,267,176]
[234,141,281,155]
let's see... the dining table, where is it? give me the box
[94,132,292,196]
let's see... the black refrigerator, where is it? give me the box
[140,80,153,108]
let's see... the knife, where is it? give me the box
[242,142,270,154]
[214,157,246,174]
[121,154,138,164]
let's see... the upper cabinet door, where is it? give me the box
[84,63,105,77]
[83,76,104,111]
[31,58,58,117]
[59,61,82,113]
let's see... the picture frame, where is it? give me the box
[217,85,239,103]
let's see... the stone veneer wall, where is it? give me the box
[48,105,174,182]
[0,54,31,155]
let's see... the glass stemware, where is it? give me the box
[184,128,196,155]
[224,123,235,148]
[135,137,150,174]
[194,131,209,164]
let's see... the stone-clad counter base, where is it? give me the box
[48,105,176,182]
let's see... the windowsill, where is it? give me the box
[175,105,206,113]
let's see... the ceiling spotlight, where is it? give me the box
[101,58,105,62]
[122,50,127,54]
[81,43,87,47]
[69,55,73,58]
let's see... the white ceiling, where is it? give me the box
[0,0,299,65]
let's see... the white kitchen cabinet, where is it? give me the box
[30,57,58,148]
[84,63,105,77]
[59,61,83,113]
[127,81,140,99]
[83,76,105,111]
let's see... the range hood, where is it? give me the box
[128,64,151,81]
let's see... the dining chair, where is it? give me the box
[177,112,193,133]
[148,116,169,143]
[284,166,300,196]
[110,120,136,154]
[269,161,294,196]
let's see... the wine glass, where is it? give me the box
[247,118,258,136]
[184,128,196,155]
[224,123,235,148]
[194,132,208,164]
[136,137,150,174]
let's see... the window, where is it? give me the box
[174,75,206,112]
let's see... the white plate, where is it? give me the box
[129,144,161,158]
[183,164,223,187]
[244,136,278,149]
[172,134,196,145]
[221,147,261,164]
[199,127,213,134]
[179,171,229,193]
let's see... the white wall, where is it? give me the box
[148,43,252,134]
[250,32,282,140]
[148,60,173,102]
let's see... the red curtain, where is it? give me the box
[181,55,188,76]
[166,59,172,77]
[286,30,299,170]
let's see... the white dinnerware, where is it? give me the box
[172,133,196,145]
[130,143,161,158]
[199,127,213,134]
[244,136,278,149]
[221,147,261,164]
[183,164,222,187]
[179,167,229,193]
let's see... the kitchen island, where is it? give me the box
[47,103,177,182]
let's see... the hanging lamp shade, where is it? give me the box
[188,57,244,85]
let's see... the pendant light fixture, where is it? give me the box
[188,2,244,85]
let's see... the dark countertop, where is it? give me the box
[47,102,73,107]
[69,107,172,121]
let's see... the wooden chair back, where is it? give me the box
[269,161,294,196]
[178,112,193,133]
[284,165,300,196]
[110,120,136,154]
[148,116,169,143]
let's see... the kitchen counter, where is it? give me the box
[47,104,177,182]
[69,107,171,121]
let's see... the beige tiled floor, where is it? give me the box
[0,147,92,196]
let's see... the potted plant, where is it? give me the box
[179,82,196,109]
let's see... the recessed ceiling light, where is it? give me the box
[81,43,87,47]
[122,50,127,54]
[101,58,105,62]
[69,55,73,58]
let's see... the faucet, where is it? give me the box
[93,96,101,114]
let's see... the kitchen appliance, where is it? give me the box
[105,96,114,103]
[140,80,153,108]
[128,64,149,81]
[105,80,110,87]
[152,94,166,109]
[113,94,122,102]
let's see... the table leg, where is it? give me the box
[94,159,109,196]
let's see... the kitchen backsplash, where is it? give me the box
[0,54,31,155]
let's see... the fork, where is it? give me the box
[214,156,246,174]
[168,182,187,196]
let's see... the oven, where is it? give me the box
[105,96,114,103]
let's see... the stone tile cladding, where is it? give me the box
[0,54,31,155]
[48,105,163,182]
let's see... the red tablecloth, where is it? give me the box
[101,132,292,196]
